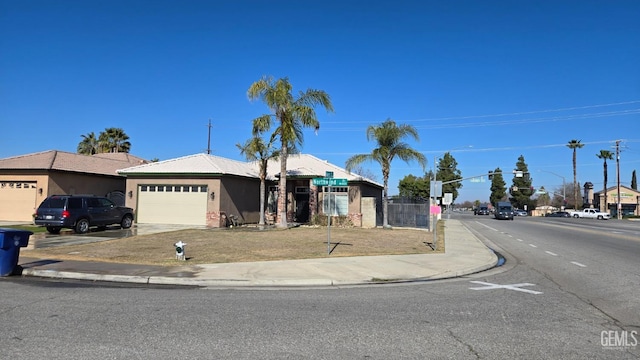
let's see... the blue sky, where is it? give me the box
[2,0,639,202]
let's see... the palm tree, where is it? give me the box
[77,132,100,155]
[248,76,334,228]
[345,119,427,228]
[566,139,584,209]
[236,134,279,226]
[99,127,131,153]
[596,149,614,212]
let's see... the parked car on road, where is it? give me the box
[34,195,135,234]
[514,209,528,216]
[545,211,571,218]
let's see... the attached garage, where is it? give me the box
[0,181,38,221]
[0,151,149,223]
[136,184,208,225]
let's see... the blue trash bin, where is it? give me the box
[0,228,33,276]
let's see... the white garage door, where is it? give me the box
[137,185,208,225]
[0,181,38,221]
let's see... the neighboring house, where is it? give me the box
[592,185,640,216]
[0,150,148,221]
[531,205,558,217]
[117,153,383,228]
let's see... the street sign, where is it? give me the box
[430,181,442,198]
[470,177,485,183]
[313,178,347,186]
[312,178,329,186]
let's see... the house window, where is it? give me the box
[191,186,199,192]
[149,186,156,192]
[323,192,348,216]
[157,186,164,192]
[165,186,173,192]
[199,186,208,192]
[141,185,148,192]
[321,187,348,216]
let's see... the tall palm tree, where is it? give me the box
[77,132,100,155]
[596,149,614,212]
[248,76,334,228]
[566,139,584,209]
[99,127,131,153]
[236,134,279,226]
[345,119,427,228]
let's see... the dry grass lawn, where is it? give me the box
[23,223,445,266]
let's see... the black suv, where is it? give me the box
[34,195,134,234]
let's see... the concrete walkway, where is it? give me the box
[14,220,498,287]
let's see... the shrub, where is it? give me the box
[311,214,353,227]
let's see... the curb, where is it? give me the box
[19,255,499,287]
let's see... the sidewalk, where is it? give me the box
[15,220,498,287]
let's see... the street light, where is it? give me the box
[539,170,566,207]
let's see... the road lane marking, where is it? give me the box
[529,244,537,248]
[469,281,543,295]
[517,239,523,242]
[571,261,587,267]
[545,251,558,256]
[476,222,499,232]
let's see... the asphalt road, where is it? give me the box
[2,214,639,359]
[464,212,640,329]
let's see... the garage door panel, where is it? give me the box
[137,187,207,226]
[0,182,38,221]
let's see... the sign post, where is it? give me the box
[313,176,348,255]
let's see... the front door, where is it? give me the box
[295,192,310,223]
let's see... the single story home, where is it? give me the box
[117,153,383,228]
[0,150,148,221]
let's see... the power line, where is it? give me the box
[318,108,640,131]
[320,100,640,124]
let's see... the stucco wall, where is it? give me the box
[49,171,125,197]
[219,176,261,224]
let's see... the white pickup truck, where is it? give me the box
[568,208,611,220]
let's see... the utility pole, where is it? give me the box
[616,140,621,220]
[431,155,437,248]
[206,119,212,155]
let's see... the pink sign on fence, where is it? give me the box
[430,205,441,214]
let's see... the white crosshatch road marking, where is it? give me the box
[469,281,543,294]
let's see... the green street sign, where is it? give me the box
[312,178,329,186]
[329,178,347,186]
[312,178,347,186]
